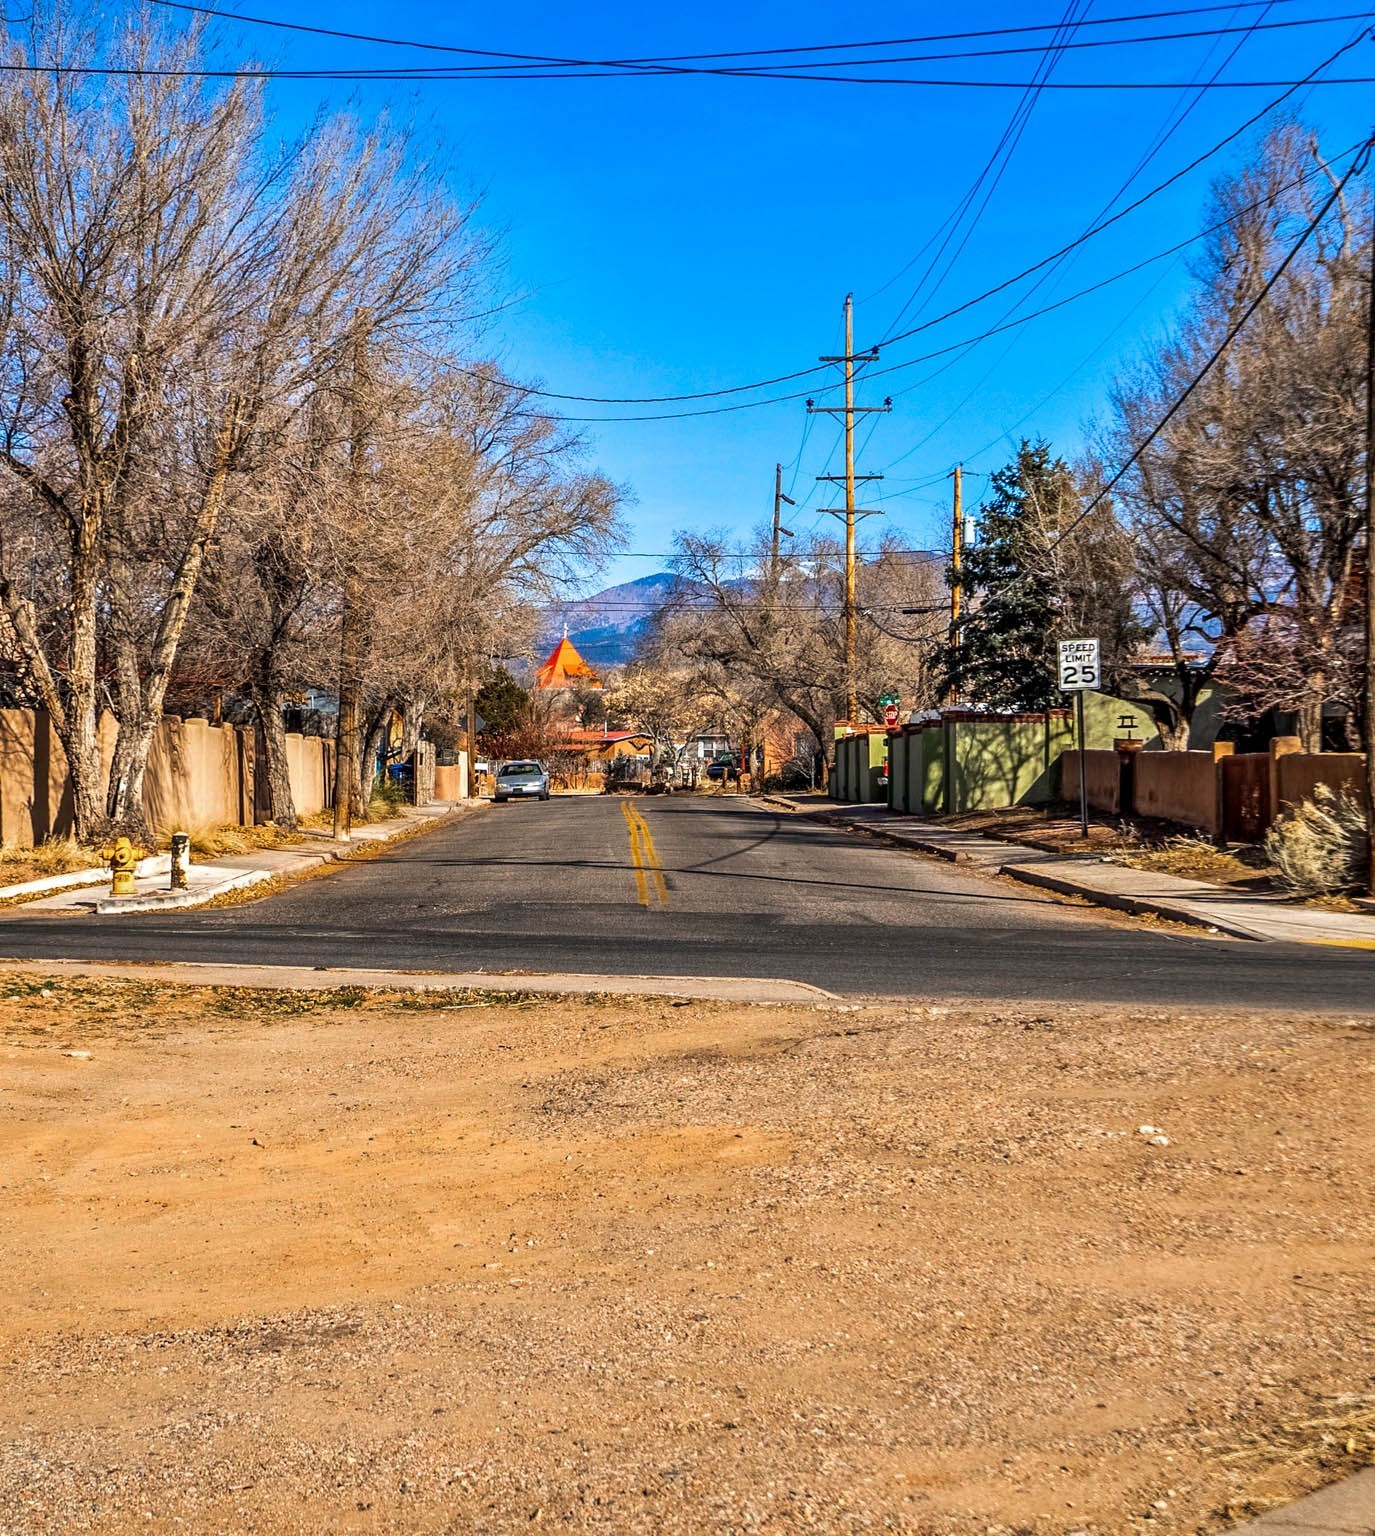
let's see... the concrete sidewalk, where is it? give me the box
[761,794,1375,948]
[4,802,478,917]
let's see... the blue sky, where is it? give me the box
[191,1,1372,589]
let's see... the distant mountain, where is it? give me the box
[539,572,694,669]
[537,551,945,671]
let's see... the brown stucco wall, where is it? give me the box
[1059,749,1120,814]
[285,732,331,817]
[1275,752,1368,814]
[0,709,339,845]
[433,756,469,803]
[1134,751,1220,835]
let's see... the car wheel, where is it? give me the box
[495,796,507,804]
[541,791,550,801]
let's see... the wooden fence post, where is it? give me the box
[1211,741,1234,843]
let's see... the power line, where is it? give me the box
[959,137,1372,633]
[869,0,1297,478]
[510,136,1366,423]
[148,0,1318,67]
[875,0,1088,340]
[3,50,1368,86]
[865,28,1368,352]
[139,3,1375,77]
[459,30,1368,410]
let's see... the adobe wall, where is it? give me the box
[1275,751,1367,813]
[433,755,469,803]
[1060,749,1120,814]
[1133,751,1220,835]
[285,732,331,817]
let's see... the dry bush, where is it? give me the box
[185,826,250,858]
[1264,786,1370,896]
[0,838,102,875]
[1112,832,1270,886]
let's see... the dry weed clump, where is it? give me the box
[177,823,303,859]
[1265,786,1369,896]
[1109,831,1269,885]
[0,838,102,880]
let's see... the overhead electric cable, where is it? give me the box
[873,0,1287,475]
[3,47,1368,86]
[877,0,1088,342]
[860,28,1368,352]
[509,135,1365,424]
[140,2,1374,75]
[447,30,1368,410]
[148,0,1315,66]
[960,138,1372,629]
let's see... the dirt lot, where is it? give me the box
[1,974,1372,1535]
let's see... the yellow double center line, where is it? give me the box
[622,800,670,909]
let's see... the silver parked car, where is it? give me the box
[493,760,550,803]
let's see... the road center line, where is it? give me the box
[632,804,671,909]
[621,800,650,906]
[621,801,669,909]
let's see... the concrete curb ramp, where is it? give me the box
[1224,1467,1375,1535]
[0,957,836,1005]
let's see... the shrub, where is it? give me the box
[0,837,101,874]
[1264,785,1370,896]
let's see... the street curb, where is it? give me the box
[1000,863,1260,940]
[757,797,1266,939]
[0,956,837,1005]
[57,804,483,918]
[93,868,275,915]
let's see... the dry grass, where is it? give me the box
[177,822,304,859]
[1110,832,1274,886]
[0,838,102,886]
[1266,786,1370,896]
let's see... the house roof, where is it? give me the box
[563,729,653,747]
[535,636,601,690]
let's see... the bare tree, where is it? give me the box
[661,528,945,768]
[0,3,485,838]
[1104,124,1369,750]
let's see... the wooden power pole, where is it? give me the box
[1364,193,1375,893]
[333,316,370,844]
[949,464,964,705]
[808,295,891,724]
[771,461,795,569]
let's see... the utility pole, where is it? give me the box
[1364,185,1375,892]
[949,464,964,705]
[808,294,891,724]
[467,689,479,801]
[333,314,370,844]
[771,462,795,568]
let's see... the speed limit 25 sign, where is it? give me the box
[1058,638,1100,691]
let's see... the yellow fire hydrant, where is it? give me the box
[105,836,139,898]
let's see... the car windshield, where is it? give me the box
[498,763,541,779]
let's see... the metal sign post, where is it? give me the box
[1057,638,1100,841]
[1074,690,1088,839]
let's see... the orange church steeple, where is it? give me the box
[535,635,601,690]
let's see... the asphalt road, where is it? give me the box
[0,794,1371,1007]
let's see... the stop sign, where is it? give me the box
[883,703,899,727]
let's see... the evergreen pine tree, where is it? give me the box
[941,439,1147,711]
[474,665,531,738]
[944,440,1067,711]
